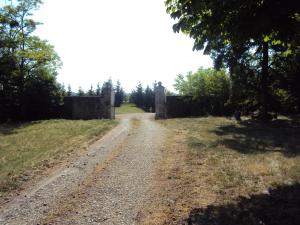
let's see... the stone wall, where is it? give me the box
[101,84,115,119]
[155,82,167,119]
[155,82,207,119]
[63,85,115,120]
[165,96,205,118]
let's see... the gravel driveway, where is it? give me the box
[0,113,166,225]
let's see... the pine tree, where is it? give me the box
[87,85,96,96]
[77,86,85,96]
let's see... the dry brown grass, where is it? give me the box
[139,117,300,225]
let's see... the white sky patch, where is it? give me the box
[33,0,212,92]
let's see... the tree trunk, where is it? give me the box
[19,58,26,120]
[228,56,239,117]
[260,41,269,121]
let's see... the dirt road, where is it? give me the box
[0,113,166,225]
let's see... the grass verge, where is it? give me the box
[115,103,145,114]
[140,117,300,225]
[0,119,117,194]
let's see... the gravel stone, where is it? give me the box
[0,113,165,225]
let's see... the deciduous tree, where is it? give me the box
[0,0,63,120]
[166,0,300,119]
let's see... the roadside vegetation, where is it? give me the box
[141,117,300,224]
[115,103,145,114]
[0,119,117,194]
[166,1,299,121]
[130,82,163,113]
[0,0,127,122]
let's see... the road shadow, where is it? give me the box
[214,118,300,156]
[187,183,300,225]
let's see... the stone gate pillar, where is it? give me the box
[155,82,167,119]
[102,83,115,119]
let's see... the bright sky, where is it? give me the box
[33,0,212,92]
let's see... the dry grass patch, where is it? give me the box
[140,117,300,225]
[0,119,117,194]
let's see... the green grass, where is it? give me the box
[115,103,145,114]
[0,119,117,193]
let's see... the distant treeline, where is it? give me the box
[68,80,125,108]
[0,1,128,122]
[1,0,299,122]
[129,82,156,112]
[175,67,300,116]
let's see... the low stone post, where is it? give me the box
[102,83,115,119]
[155,82,167,119]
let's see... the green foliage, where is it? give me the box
[165,0,300,117]
[129,82,155,112]
[87,84,96,96]
[114,80,125,107]
[175,68,229,99]
[77,86,85,96]
[0,0,63,121]
[95,83,101,96]
[269,52,300,113]
[144,85,155,111]
[130,82,144,108]
[66,84,72,96]
[103,78,113,89]
[166,0,298,53]
[174,68,230,115]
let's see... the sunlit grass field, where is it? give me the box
[115,103,145,114]
[0,119,117,193]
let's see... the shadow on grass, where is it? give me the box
[214,119,300,156]
[0,121,41,135]
[187,183,300,225]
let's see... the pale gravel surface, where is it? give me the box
[0,113,166,225]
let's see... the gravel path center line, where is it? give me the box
[0,113,166,225]
[41,113,166,225]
